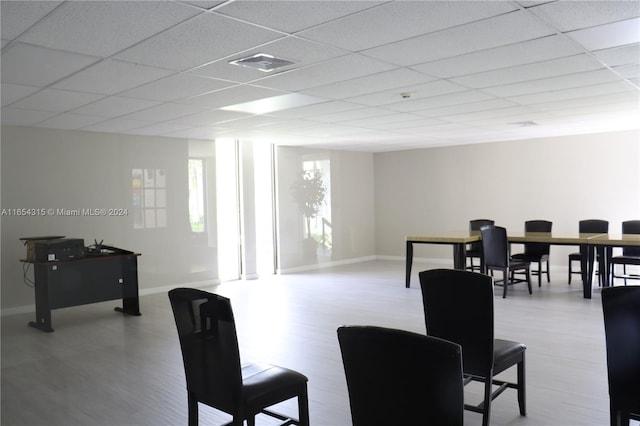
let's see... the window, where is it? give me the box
[132,168,167,229]
[188,158,205,233]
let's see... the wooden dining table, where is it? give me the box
[405,231,632,299]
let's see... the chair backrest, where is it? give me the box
[480,225,509,268]
[469,219,495,251]
[578,219,609,234]
[601,286,640,412]
[470,219,495,231]
[168,288,242,412]
[419,269,495,378]
[523,220,553,256]
[337,325,464,426]
[622,220,640,257]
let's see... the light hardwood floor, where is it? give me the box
[0,260,631,425]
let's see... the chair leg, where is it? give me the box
[187,394,198,426]
[526,268,532,294]
[546,259,551,283]
[517,356,527,416]
[623,265,627,286]
[482,378,493,426]
[298,386,310,426]
[536,261,541,287]
[503,269,508,299]
[568,258,572,285]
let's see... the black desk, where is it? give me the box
[22,250,141,332]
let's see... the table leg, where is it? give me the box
[405,241,414,288]
[452,243,466,270]
[582,244,594,299]
[601,246,612,287]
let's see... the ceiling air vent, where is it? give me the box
[229,53,295,72]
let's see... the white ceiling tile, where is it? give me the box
[593,43,640,66]
[179,84,287,109]
[309,107,394,124]
[1,43,99,87]
[297,1,517,51]
[345,80,468,107]
[120,103,210,123]
[160,125,222,140]
[114,13,284,71]
[11,88,104,112]
[438,106,543,123]
[451,54,605,89]
[567,17,640,51]
[0,1,62,40]
[190,36,349,83]
[126,122,193,136]
[70,96,161,118]
[482,69,622,97]
[18,1,200,57]
[258,54,396,92]
[411,35,583,78]
[614,64,640,79]
[362,10,556,66]
[180,1,226,11]
[220,93,326,114]
[1,83,40,106]
[119,73,235,102]
[1,1,637,150]
[337,112,426,128]
[507,81,634,105]
[34,113,106,130]
[415,99,520,118]
[266,100,362,119]
[1,107,57,126]
[52,59,174,95]
[301,68,436,100]
[385,91,496,113]
[215,1,383,33]
[164,109,251,126]
[82,118,156,134]
[528,1,640,32]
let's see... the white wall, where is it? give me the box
[276,147,376,271]
[374,130,640,268]
[1,127,377,311]
[1,126,220,312]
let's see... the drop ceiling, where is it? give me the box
[1,0,638,152]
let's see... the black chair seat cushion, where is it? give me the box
[493,339,526,375]
[511,253,547,262]
[508,258,531,270]
[242,363,308,409]
[610,255,640,265]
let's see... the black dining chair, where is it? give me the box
[481,225,532,298]
[609,220,640,286]
[466,219,495,272]
[511,220,552,287]
[419,269,527,426]
[337,325,464,426]
[568,219,609,285]
[601,285,640,426]
[168,288,309,426]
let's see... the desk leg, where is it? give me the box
[116,256,142,316]
[29,264,54,332]
[406,241,414,288]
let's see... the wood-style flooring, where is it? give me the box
[1,260,633,425]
